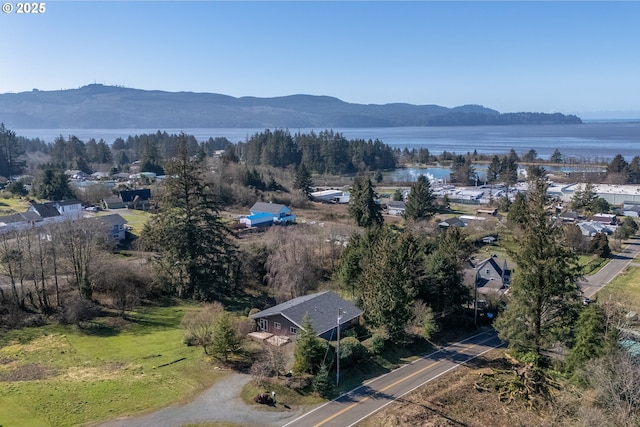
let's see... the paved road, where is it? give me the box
[581,236,640,298]
[283,330,502,427]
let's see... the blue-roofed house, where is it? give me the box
[249,201,296,224]
[240,212,274,228]
[249,291,363,340]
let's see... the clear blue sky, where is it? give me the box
[1,1,639,115]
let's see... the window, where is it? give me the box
[274,322,281,330]
[259,319,267,331]
[290,326,297,334]
[486,269,490,274]
[113,234,120,239]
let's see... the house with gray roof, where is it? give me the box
[249,291,362,340]
[469,256,511,297]
[97,214,128,242]
[387,201,406,216]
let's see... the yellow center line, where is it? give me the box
[313,342,482,427]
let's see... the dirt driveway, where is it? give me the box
[94,372,305,427]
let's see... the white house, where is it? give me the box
[387,201,406,216]
[310,190,351,204]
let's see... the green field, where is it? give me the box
[0,303,224,427]
[596,265,640,309]
[0,195,31,215]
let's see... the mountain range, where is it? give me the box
[0,84,582,129]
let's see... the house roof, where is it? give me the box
[250,291,363,336]
[439,217,466,227]
[387,201,406,209]
[475,257,510,290]
[104,196,124,205]
[120,189,151,202]
[46,199,82,207]
[97,213,128,227]
[0,211,42,225]
[29,201,61,218]
[250,201,290,215]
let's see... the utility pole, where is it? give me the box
[336,307,342,386]
[474,264,479,327]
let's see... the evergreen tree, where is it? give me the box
[210,311,241,362]
[566,304,610,371]
[392,189,403,201]
[356,227,420,342]
[607,154,628,175]
[450,155,475,185]
[140,138,164,175]
[507,192,528,226]
[590,232,611,258]
[0,123,26,178]
[312,363,334,397]
[293,162,313,196]
[348,175,383,228]
[495,174,582,363]
[486,155,502,185]
[141,134,236,300]
[571,182,598,213]
[293,314,330,375]
[35,168,75,200]
[421,246,469,317]
[550,149,563,164]
[522,149,538,163]
[404,174,436,221]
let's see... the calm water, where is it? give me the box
[14,122,640,162]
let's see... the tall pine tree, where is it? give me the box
[293,162,313,196]
[142,134,236,300]
[404,174,436,220]
[495,174,582,363]
[348,175,383,228]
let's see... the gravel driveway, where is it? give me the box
[94,372,305,427]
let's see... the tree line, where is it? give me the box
[238,129,396,174]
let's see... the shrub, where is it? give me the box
[338,336,367,367]
[312,363,334,397]
[366,333,387,355]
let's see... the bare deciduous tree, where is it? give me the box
[582,349,640,426]
[181,302,224,355]
[264,227,322,302]
[52,219,103,299]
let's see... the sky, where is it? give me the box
[1,1,640,116]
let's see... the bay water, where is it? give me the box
[14,121,640,162]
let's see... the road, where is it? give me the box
[580,236,640,298]
[283,329,502,427]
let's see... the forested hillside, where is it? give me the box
[0,84,582,128]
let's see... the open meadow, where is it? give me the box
[0,303,225,427]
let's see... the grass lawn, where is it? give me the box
[579,254,609,275]
[0,303,224,427]
[596,265,640,309]
[0,195,31,214]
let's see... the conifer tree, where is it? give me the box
[404,174,436,220]
[348,175,383,228]
[495,174,582,363]
[566,304,610,371]
[141,134,236,300]
[293,162,313,196]
[293,314,330,375]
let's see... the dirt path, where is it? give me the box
[94,372,305,427]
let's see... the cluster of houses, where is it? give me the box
[0,199,127,242]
